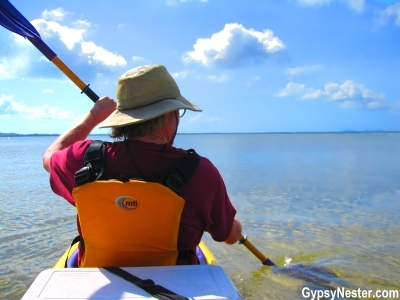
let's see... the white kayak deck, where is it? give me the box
[22,265,242,300]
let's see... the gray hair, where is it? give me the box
[109,114,168,140]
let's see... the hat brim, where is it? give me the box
[98,95,202,128]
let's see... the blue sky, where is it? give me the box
[0,0,399,134]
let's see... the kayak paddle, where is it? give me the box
[0,0,99,102]
[239,234,339,285]
[239,234,276,266]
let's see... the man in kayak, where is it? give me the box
[42,64,242,267]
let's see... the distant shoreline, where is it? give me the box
[1,131,399,137]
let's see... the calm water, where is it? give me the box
[1,133,399,299]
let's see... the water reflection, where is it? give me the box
[1,134,400,299]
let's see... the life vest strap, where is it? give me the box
[164,149,200,194]
[74,141,201,193]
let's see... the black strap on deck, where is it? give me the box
[104,267,188,300]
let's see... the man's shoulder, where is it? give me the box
[196,155,221,178]
[73,139,95,148]
[167,147,220,176]
[69,139,96,155]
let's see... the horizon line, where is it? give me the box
[1,130,400,137]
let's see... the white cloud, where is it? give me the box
[0,94,76,119]
[31,19,86,50]
[187,114,218,124]
[33,18,126,67]
[367,101,387,109]
[296,0,331,6]
[341,100,361,109]
[0,8,127,81]
[171,70,192,79]
[381,2,400,26]
[39,56,50,62]
[32,11,126,66]
[183,23,285,68]
[346,0,365,12]
[274,82,306,97]
[294,0,365,12]
[41,88,54,94]
[131,56,150,66]
[117,24,127,29]
[0,55,29,80]
[285,64,324,76]
[318,80,385,101]
[167,0,208,6]
[171,71,229,82]
[11,33,30,45]
[73,20,91,28]
[206,74,229,82]
[301,89,326,99]
[42,8,69,21]
[274,80,397,111]
[81,41,126,67]
[132,56,145,62]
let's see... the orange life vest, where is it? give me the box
[72,140,199,268]
[73,179,184,267]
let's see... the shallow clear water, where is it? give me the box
[1,133,399,299]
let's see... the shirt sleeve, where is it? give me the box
[202,159,237,242]
[49,140,92,206]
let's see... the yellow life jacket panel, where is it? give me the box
[73,179,184,267]
[72,141,200,268]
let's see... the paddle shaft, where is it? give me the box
[28,38,99,102]
[0,0,99,102]
[239,234,275,266]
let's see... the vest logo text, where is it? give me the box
[115,196,138,210]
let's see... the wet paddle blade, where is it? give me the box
[273,264,338,285]
[239,234,340,286]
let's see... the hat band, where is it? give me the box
[117,86,181,109]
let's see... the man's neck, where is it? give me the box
[131,136,170,145]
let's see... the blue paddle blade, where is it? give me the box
[0,0,56,60]
[0,0,41,39]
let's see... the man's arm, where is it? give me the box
[42,96,116,172]
[224,217,243,245]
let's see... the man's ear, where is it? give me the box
[166,111,177,122]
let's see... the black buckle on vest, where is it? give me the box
[165,173,184,193]
[74,166,92,186]
[74,140,106,186]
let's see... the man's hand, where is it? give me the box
[225,217,243,245]
[89,96,117,125]
[42,96,116,172]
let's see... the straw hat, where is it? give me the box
[99,64,202,128]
